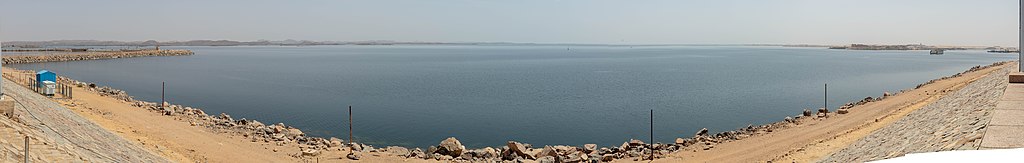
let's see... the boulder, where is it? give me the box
[601,154,616,161]
[628,139,645,146]
[410,148,426,159]
[285,128,304,137]
[248,120,264,128]
[507,141,533,159]
[537,156,557,163]
[218,113,233,121]
[435,137,465,157]
[328,137,344,147]
[884,92,892,97]
[675,138,687,145]
[535,146,558,158]
[784,116,794,123]
[583,144,597,153]
[426,146,437,155]
[695,128,709,137]
[818,108,829,114]
[564,152,584,163]
[350,143,363,152]
[837,109,850,114]
[301,149,320,156]
[272,123,286,133]
[482,147,498,159]
[803,109,813,116]
[386,146,410,157]
[346,152,361,160]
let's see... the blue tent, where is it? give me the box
[36,70,56,87]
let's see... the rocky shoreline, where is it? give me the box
[1,61,1010,162]
[1,50,193,64]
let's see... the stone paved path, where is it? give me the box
[980,82,1024,149]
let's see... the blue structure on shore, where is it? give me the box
[36,70,55,87]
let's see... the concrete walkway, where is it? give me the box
[980,83,1024,149]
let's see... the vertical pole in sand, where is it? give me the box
[1019,1,1022,72]
[162,82,165,110]
[649,109,654,160]
[24,136,29,163]
[349,105,353,144]
[824,83,827,110]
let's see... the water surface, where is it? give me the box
[10,45,1015,148]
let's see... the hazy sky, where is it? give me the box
[0,0,1019,46]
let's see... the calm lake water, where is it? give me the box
[10,45,1016,148]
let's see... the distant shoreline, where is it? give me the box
[2,40,1013,49]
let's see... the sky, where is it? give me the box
[0,0,1019,46]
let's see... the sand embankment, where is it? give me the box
[2,49,193,64]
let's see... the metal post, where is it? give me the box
[1020,1,1022,72]
[161,82,165,110]
[349,105,353,144]
[824,83,827,110]
[649,109,654,160]
[1,42,3,97]
[24,136,29,163]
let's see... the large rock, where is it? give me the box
[301,149,320,156]
[601,154,616,161]
[837,109,850,114]
[271,123,287,133]
[628,139,645,146]
[386,146,410,157]
[285,128,304,137]
[346,152,361,160]
[675,137,692,145]
[803,109,813,116]
[818,108,829,114]
[435,137,465,157]
[695,128,709,137]
[583,144,597,153]
[328,137,344,147]
[482,147,498,159]
[349,143,363,152]
[507,141,533,159]
[537,156,557,163]
[535,146,558,158]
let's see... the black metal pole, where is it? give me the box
[824,83,827,110]
[650,109,654,160]
[161,82,165,110]
[349,105,353,144]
